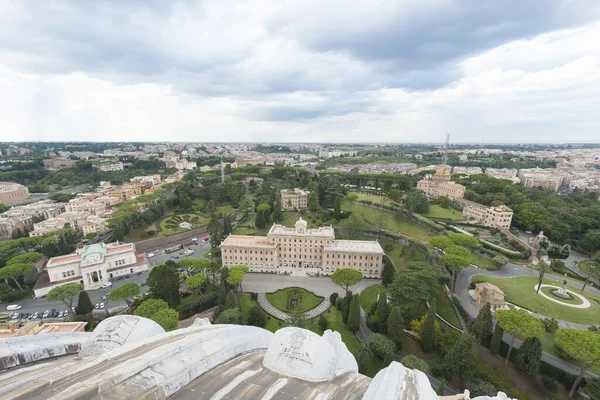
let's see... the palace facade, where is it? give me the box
[221,218,384,278]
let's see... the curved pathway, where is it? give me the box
[535,284,591,308]
[256,293,331,321]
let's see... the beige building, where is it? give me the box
[130,174,162,187]
[0,321,87,339]
[461,201,513,230]
[416,166,466,199]
[0,217,28,238]
[474,282,506,311]
[174,159,196,170]
[0,182,30,204]
[110,183,144,201]
[280,188,310,210]
[221,218,384,278]
[33,242,148,297]
[29,211,107,237]
[42,157,76,171]
[92,161,124,172]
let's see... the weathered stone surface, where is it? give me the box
[362,361,438,400]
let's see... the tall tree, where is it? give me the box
[222,214,232,235]
[441,254,470,292]
[347,294,361,333]
[134,298,168,318]
[422,297,437,352]
[46,283,82,316]
[514,337,542,377]
[344,193,358,211]
[0,263,35,291]
[535,261,551,293]
[151,307,179,331]
[273,197,283,222]
[247,305,267,328]
[75,290,93,315]
[555,328,600,398]
[389,262,439,319]
[471,303,493,347]
[377,292,388,334]
[226,264,248,307]
[186,272,207,293]
[207,218,224,248]
[388,306,404,348]
[147,264,181,308]
[381,259,396,285]
[330,268,363,295]
[334,197,342,219]
[108,282,141,310]
[356,343,370,374]
[495,309,544,366]
[238,198,254,217]
[443,333,478,389]
[342,214,366,239]
[406,190,429,213]
[255,203,271,228]
[447,233,480,250]
[429,236,453,250]
[308,191,320,212]
[490,324,504,355]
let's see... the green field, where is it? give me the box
[471,275,600,324]
[359,284,385,313]
[266,287,324,312]
[159,213,210,236]
[341,201,435,242]
[466,252,497,271]
[421,204,464,221]
[434,286,461,328]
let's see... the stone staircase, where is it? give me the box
[256,293,331,321]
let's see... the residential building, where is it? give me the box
[174,159,196,170]
[29,211,107,237]
[0,217,27,239]
[0,182,30,204]
[92,161,124,172]
[460,200,513,230]
[33,242,148,297]
[280,188,310,210]
[221,218,384,278]
[64,197,106,215]
[416,166,466,199]
[110,183,144,202]
[42,157,76,171]
[130,174,162,187]
[474,282,506,311]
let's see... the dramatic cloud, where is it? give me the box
[0,0,599,143]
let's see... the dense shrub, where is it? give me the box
[0,290,28,302]
[335,296,343,310]
[247,305,267,328]
[467,378,497,397]
[318,314,328,331]
[400,355,429,373]
[543,318,559,333]
[451,296,470,322]
[366,314,379,332]
[367,333,395,360]
[329,292,339,305]
[178,293,219,320]
[542,376,558,392]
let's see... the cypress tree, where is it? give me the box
[377,292,388,334]
[381,260,396,285]
[514,337,542,377]
[273,198,283,222]
[342,290,353,323]
[443,333,478,389]
[225,289,237,310]
[75,290,93,315]
[222,214,232,235]
[356,343,369,374]
[471,303,493,347]
[388,306,404,349]
[490,324,504,355]
[334,197,341,219]
[421,298,436,352]
[383,349,393,367]
[347,294,361,333]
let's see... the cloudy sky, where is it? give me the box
[1,0,599,143]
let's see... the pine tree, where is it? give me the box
[471,303,493,347]
[421,298,436,352]
[334,197,341,219]
[490,324,504,355]
[381,260,396,285]
[75,290,93,315]
[443,333,478,389]
[225,289,237,310]
[388,306,404,349]
[347,294,361,333]
[377,292,388,334]
[514,337,542,377]
[273,198,283,222]
[222,214,232,235]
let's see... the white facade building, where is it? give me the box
[280,188,310,210]
[221,218,384,278]
[33,242,148,297]
[92,161,124,172]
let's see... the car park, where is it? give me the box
[43,310,51,318]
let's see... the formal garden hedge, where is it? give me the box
[266,287,323,313]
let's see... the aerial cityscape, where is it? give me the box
[1,1,600,400]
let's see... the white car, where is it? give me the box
[64,310,69,316]
[42,310,51,318]
[94,303,100,309]
[11,312,19,319]
[6,304,22,311]
[102,282,112,288]
[147,252,155,258]
[100,303,105,309]
[31,312,39,319]
[57,311,64,318]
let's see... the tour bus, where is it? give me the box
[165,244,184,254]
[6,304,22,311]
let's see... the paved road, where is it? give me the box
[455,264,598,378]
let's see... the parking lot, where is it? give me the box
[5,238,214,320]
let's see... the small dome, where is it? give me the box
[263,327,337,382]
[79,315,165,358]
[295,217,307,230]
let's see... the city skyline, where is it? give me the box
[1,1,599,143]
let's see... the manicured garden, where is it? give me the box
[421,204,464,221]
[471,275,600,324]
[433,286,461,328]
[159,214,210,236]
[359,284,385,312]
[466,252,497,271]
[266,287,323,312]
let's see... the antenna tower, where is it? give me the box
[220,154,225,183]
[441,134,450,165]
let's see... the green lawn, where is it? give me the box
[359,284,385,313]
[421,204,464,221]
[466,252,497,271]
[216,204,234,216]
[240,293,282,332]
[341,202,435,242]
[471,275,600,325]
[434,286,461,328]
[159,213,210,236]
[266,287,324,312]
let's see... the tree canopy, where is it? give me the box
[495,309,544,366]
[555,328,600,398]
[389,262,439,319]
[0,263,35,291]
[429,236,453,250]
[147,264,181,308]
[134,298,169,318]
[46,282,82,314]
[108,282,141,305]
[150,307,179,331]
[186,272,207,290]
[330,268,363,294]
[448,233,480,249]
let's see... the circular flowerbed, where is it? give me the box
[266,287,323,313]
[160,214,209,234]
[539,286,582,305]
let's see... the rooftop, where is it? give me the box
[221,235,277,248]
[269,223,334,238]
[325,240,384,254]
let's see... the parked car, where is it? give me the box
[141,282,146,287]
[203,237,209,242]
[6,304,22,311]
[100,303,105,309]
[125,275,130,279]
[171,256,179,260]
[147,252,155,258]
[11,312,19,319]
[137,271,143,276]
[58,311,64,318]
[51,311,59,318]
[102,295,107,301]
[42,310,51,318]
[102,282,112,288]
[94,303,100,309]
[31,312,39,319]
[64,310,69,316]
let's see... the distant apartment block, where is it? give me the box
[452,166,483,176]
[0,217,28,239]
[130,174,162,187]
[460,200,513,230]
[92,161,124,172]
[110,183,144,202]
[0,182,30,205]
[42,157,76,171]
[281,188,310,210]
[416,166,466,199]
[29,211,108,237]
[174,159,196,170]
